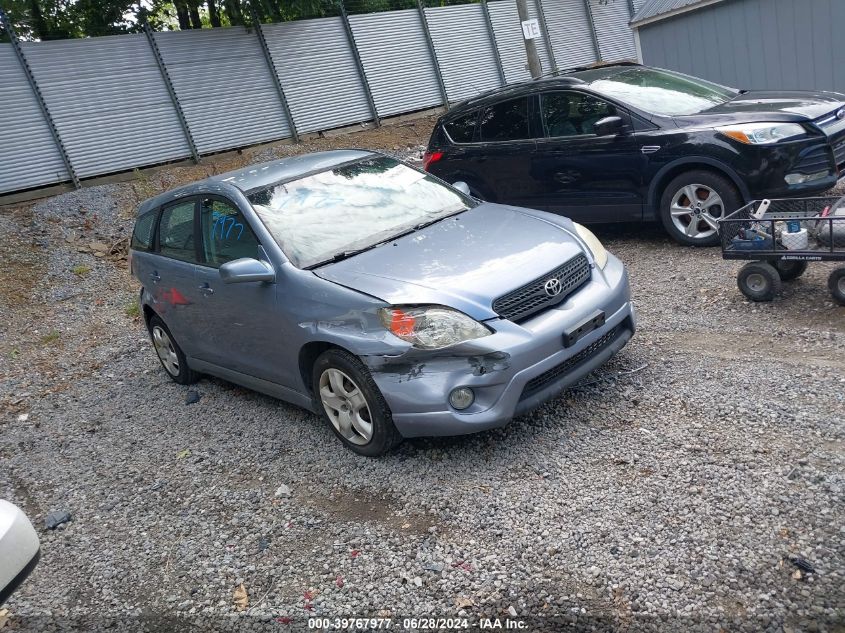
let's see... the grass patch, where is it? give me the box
[40,330,61,345]
[125,299,140,318]
[72,264,91,276]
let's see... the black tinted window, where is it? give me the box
[542,92,616,137]
[158,200,197,262]
[444,111,478,143]
[479,98,530,142]
[131,210,157,251]
[200,198,260,267]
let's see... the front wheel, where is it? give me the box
[737,262,781,302]
[312,349,402,456]
[659,170,742,246]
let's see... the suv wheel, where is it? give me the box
[312,348,402,456]
[660,170,741,246]
[149,315,199,384]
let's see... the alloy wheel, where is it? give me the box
[151,325,180,376]
[318,368,373,445]
[669,184,724,240]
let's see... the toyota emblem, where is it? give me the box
[837,108,845,120]
[544,278,563,297]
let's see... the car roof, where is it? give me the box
[209,149,375,192]
[443,62,640,119]
[136,149,376,215]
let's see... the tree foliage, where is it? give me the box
[0,0,386,41]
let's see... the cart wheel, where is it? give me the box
[737,262,781,302]
[774,259,808,282]
[829,267,845,306]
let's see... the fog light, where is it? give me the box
[449,387,474,410]
[785,170,829,185]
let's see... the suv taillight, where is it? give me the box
[423,150,443,171]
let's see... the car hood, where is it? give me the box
[698,90,845,122]
[314,203,587,320]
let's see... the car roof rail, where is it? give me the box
[539,60,642,79]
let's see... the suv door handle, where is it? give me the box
[198,283,214,296]
[149,272,161,282]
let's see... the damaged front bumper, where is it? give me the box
[362,254,636,438]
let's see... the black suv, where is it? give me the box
[424,63,845,246]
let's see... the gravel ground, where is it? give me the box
[1,123,844,632]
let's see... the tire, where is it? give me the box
[737,262,782,302]
[148,315,199,384]
[311,348,402,456]
[774,259,808,282]
[828,267,845,306]
[659,170,742,247]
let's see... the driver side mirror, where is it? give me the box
[219,258,276,284]
[593,116,624,136]
[452,181,471,196]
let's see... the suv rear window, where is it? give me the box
[479,97,530,142]
[131,210,158,251]
[444,112,478,143]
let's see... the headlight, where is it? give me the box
[716,122,805,145]
[378,306,491,350]
[573,223,608,269]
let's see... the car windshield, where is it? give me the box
[588,67,738,116]
[247,156,474,269]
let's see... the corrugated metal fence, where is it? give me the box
[0,0,637,196]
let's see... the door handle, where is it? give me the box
[149,272,161,282]
[198,283,214,296]
[641,145,661,154]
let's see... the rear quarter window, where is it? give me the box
[444,111,479,143]
[130,210,158,251]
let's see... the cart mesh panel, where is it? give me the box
[520,325,620,401]
[719,197,845,256]
[493,254,591,322]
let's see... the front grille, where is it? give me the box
[520,326,620,401]
[492,253,591,322]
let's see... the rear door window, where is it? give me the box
[479,97,530,142]
[541,92,617,138]
[199,197,261,267]
[444,111,479,143]
[131,209,158,251]
[158,199,198,263]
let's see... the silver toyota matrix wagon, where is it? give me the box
[130,150,635,455]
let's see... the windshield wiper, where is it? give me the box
[305,210,467,270]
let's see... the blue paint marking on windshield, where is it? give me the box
[211,211,244,240]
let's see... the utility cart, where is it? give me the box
[719,196,845,304]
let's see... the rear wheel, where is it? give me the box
[774,259,808,281]
[148,315,199,384]
[737,262,781,302]
[829,267,845,306]
[660,170,742,246]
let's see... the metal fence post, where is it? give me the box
[582,0,602,62]
[481,0,507,86]
[0,8,80,188]
[250,10,300,143]
[415,0,450,109]
[143,24,200,163]
[534,0,558,75]
[339,0,380,127]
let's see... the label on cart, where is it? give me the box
[781,255,823,261]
